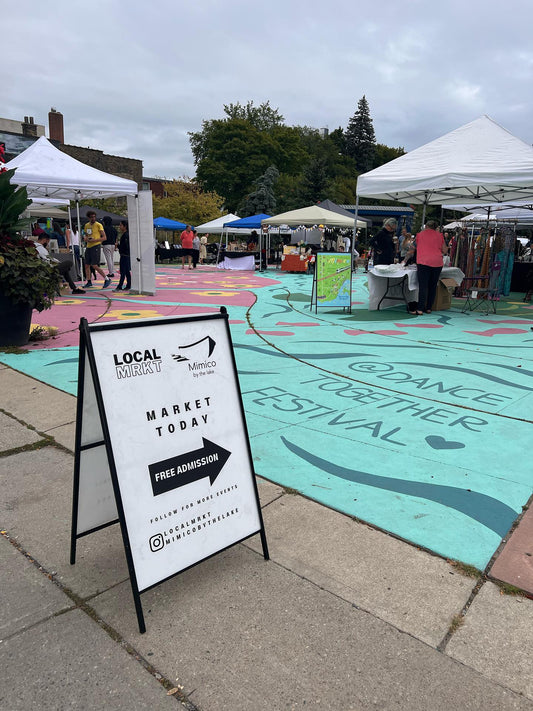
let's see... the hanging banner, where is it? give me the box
[312,252,352,312]
[71,311,268,632]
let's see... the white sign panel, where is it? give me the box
[87,315,261,592]
[76,351,118,535]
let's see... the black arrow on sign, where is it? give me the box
[148,438,231,497]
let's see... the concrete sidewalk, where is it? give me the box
[1,364,532,710]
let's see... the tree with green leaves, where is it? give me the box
[152,179,224,225]
[298,156,330,204]
[241,165,279,216]
[373,143,405,169]
[189,99,406,212]
[190,111,306,213]
[223,101,284,130]
[344,95,376,173]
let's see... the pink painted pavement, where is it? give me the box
[489,506,533,597]
[28,265,280,349]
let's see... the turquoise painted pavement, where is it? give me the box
[1,266,532,570]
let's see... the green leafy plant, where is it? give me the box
[0,169,62,311]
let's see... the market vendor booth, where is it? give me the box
[355,116,533,310]
[368,264,465,310]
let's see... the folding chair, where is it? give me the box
[461,261,501,315]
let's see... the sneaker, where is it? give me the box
[112,287,123,292]
[72,288,86,294]
[123,286,131,291]
[83,281,93,288]
[103,278,111,288]
[108,273,115,277]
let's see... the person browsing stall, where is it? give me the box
[403,220,448,315]
[370,218,397,265]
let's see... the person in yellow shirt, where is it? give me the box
[83,211,112,288]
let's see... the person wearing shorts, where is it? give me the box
[83,211,111,288]
[180,225,194,269]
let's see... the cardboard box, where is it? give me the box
[432,277,459,310]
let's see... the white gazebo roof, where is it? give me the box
[356,116,533,205]
[195,213,240,234]
[5,136,138,199]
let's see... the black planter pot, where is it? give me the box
[0,292,33,347]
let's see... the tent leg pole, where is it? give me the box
[76,200,82,280]
[135,196,142,293]
[353,195,360,269]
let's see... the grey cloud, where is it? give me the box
[4,0,533,178]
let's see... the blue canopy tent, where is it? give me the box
[223,214,271,269]
[223,213,271,230]
[153,216,187,230]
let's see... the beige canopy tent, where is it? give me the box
[262,204,367,228]
[25,205,69,219]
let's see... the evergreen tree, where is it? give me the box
[298,157,329,204]
[241,165,279,216]
[344,95,376,173]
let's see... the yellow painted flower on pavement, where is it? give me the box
[54,299,87,305]
[105,309,162,320]
[190,290,240,297]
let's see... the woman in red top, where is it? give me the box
[410,220,448,314]
[180,225,194,269]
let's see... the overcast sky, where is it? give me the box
[5,0,533,180]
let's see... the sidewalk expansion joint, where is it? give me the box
[437,577,485,652]
[0,407,74,456]
[0,439,51,459]
[0,529,200,710]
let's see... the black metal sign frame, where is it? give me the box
[70,308,269,633]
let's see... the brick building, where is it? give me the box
[0,109,143,190]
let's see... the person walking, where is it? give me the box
[83,211,111,288]
[113,220,131,292]
[101,216,117,277]
[180,224,194,269]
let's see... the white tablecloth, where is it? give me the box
[217,255,255,270]
[368,266,465,310]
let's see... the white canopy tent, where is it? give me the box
[444,209,533,229]
[195,213,239,234]
[356,116,533,209]
[262,204,367,229]
[5,136,138,199]
[5,137,155,294]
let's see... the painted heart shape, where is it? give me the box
[425,435,465,450]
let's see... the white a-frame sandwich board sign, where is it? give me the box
[71,309,269,633]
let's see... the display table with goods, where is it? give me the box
[368,265,465,310]
[217,251,256,270]
[281,253,309,272]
